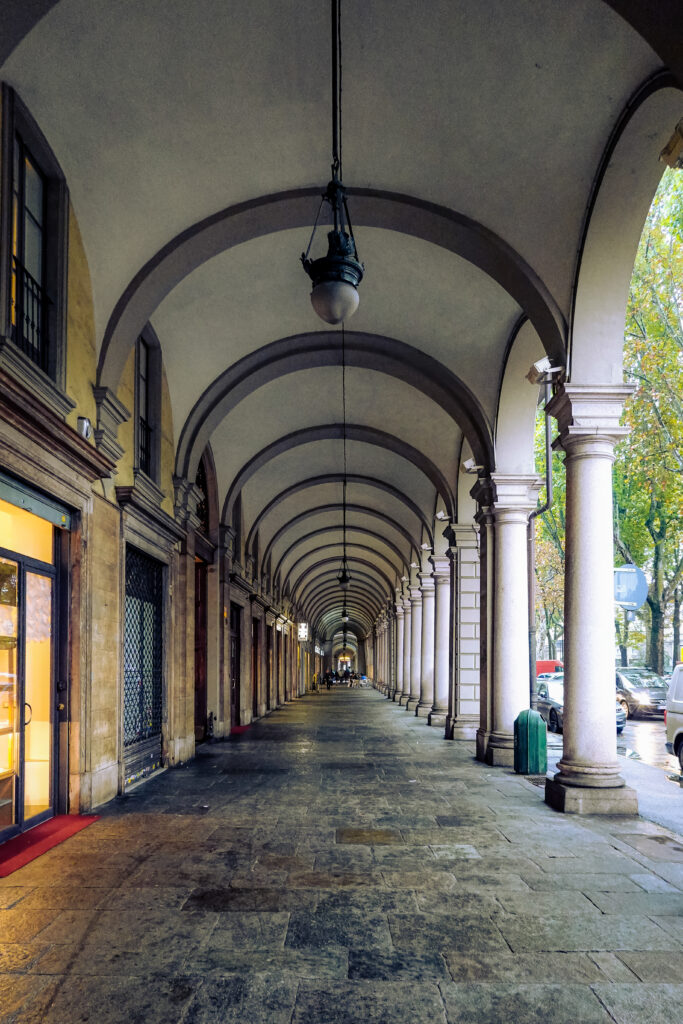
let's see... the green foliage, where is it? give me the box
[533,168,683,669]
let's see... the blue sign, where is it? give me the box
[614,564,648,610]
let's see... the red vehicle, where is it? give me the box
[536,659,563,676]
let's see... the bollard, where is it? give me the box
[514,708,547,774]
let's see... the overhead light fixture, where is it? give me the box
[342,607,349,623]
[301,0,364,324]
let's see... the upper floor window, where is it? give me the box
[135,329,161,483]
[11,137,46,369]
[1,85,68,388]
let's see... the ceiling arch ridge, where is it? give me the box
[245,472,433,555]
[223,426,456,528]
[293,555,395,606]
[274,526,410,586]
[175,331,493,482]
[283,541,406,591]
[260,501,422,581]
[290,550,401,601]
[96,187,567,404]
[301,575,387,619]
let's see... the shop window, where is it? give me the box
[1,86,68,386]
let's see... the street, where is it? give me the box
[548,715,681,779]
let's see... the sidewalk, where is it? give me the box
[1,688,683,1023]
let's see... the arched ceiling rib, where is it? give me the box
[223,425,456,523]
[246,474,432,555]
[282,539,406,592]
[262,504,419,583]
[273,523,413,588]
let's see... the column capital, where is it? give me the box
[449,524,479,550]
[409,584,422,604]
[491,473,543,512]
[418,571,435,592]
[430,554,451,578]
[546,383,633,447]
[395,603,404,618]
[402,596,411,612]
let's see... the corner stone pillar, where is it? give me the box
[406,585,422,712]
[449,526,481,739]
[394,601,404,701]
[487,475,541,766]
[545,385,638,814]
[399,596,412,705]
[428,555,451,728]
[416,573,435,717]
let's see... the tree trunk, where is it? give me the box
[674,587,681,667]
[615,614,629,667]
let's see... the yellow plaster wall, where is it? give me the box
[64,207,97,433]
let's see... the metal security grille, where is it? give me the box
[123,547,163,787]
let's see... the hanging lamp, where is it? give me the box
[301,0,364,324]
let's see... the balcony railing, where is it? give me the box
[138,416,153,477]
[11,258,48,372]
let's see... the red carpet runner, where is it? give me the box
[0,814,99,877]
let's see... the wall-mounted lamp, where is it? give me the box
[77,416,93,441]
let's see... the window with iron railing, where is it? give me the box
[11,136,48,371]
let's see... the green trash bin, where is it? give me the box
[514,708,547,774]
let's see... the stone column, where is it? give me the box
[450,526,482,739]
[394,602,404,701]
[406,585,422,712]
[545,385,638,814]
[416,573,435,717]
[487,475,541,766]
[399,596,411,704]
[429,555,451,727]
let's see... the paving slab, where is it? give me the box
[4,688,683,1024]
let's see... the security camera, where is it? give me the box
[461,458,483,474]
[526,357,564,385]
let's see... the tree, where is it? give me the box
[613,168,683,673]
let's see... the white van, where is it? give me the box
[665,665,683,769]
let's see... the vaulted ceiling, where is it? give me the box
[2,0,679,641]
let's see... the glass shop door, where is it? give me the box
[0,499,57,841]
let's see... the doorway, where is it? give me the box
[194,559,208,742]
[0,500,58,841]
[229,603,241,728]
[123,546,164,787]
[252,618,259,720]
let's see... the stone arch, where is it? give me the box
[223,425,456,524]
[246,472,433,559]
[570,73,683,383]
[97,188,567,396]
[176,332,492,480]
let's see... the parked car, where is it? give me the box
[536,677,625,734]
[615,667,668,719]
[665,664,683,770]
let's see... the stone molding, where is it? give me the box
[546,383,634,443]
[0,366,114,482]
[430,554,451,578]
[409,585,422,605]
[418,571,435,593]
[173,474,203,531]
[116,474,184,548]
[93,385,129,463]
[0,336,75,421]
[490,473,543,511]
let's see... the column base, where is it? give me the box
[392,691,401,702]
[485,732,514,767]
[405,697,419,712]
[545,778,638,815]
[475,727,490,761]
[427,711,447,728]
[397,693,409,706]
[415,703,431,718]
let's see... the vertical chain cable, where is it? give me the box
[342,321,347,559]
[338,0,343,182]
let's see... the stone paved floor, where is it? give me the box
[3,688,683,1023]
